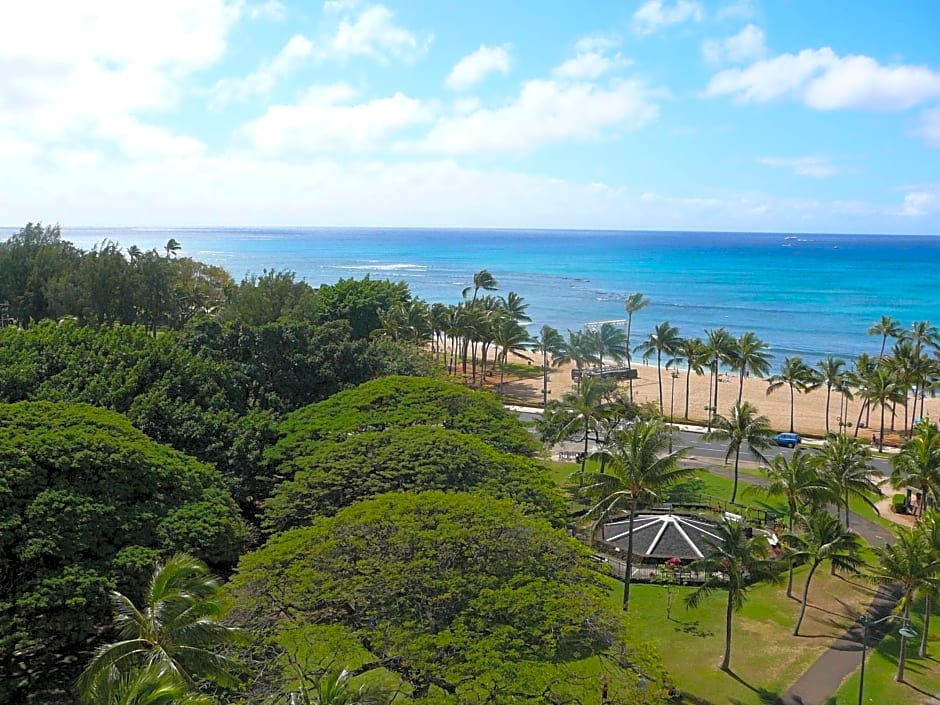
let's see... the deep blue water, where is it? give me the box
[3,226,938,367]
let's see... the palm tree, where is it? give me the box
[288,667,376,705]
[82,665,217,705]
[531,325,565,408]
[916,512,940,657]
[868,526,940,682]
[813,355,847,435]
[868,366,905,450]
[582,420,692,611]
[675,337,708,419]
[78,554,242,702]
[164,238,181,258]
[868,315,902,359]
[552,375,612,484]
[499,290,531,323]
[758,450,835,597]
[891,418,940,519]
[556,329,594,391]
[462,268,498,306]
[704,328,735,432]
[623,292,650,402]
[592,322,629,374]
[685,520,783,671]
[785,512,865,635]
[636,321,680,412]
[766,356,814,434]
[814,434,881,529]
[492,315,532,394]
[730,331,772,404]
[705,401,772,504]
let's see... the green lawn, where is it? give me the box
[832,595,940,705]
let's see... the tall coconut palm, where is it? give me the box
[592,321,629,374]
[704,327,735,432]
[637,321,681,412]
[868,526,940,682]
[556,329,595,391]
[462,268,498,306]
[623,292,650,401]
[868,315,902,359]
[785,512,865,635]
[730,331,773,404]
[675,337,708,419]
[531,325,566,408]
[499,290,531,323]
[868,366,905,450]
[811,355,847,435]
[705,401,772,504]
[553,375,612,484]
[492,315,532,394]
[685,520,783,671]
[916,512,940,657]
[766,356,815,434]
[891,418,940,519]
[78,554,242,702]
[164,238,181,258]
[814,434,881,529]
[758,450,836,597]
[583,420,692,611]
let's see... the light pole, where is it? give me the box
[669,370,680,452]
[857,614,917,705]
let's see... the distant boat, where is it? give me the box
[784,236,798,240]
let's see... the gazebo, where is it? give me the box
[601,513,724,562]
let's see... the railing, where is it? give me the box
[571,365,639,381]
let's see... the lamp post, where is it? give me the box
[669,370,680,452]
[857,614,917,705]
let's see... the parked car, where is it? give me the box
[772,432,801,448]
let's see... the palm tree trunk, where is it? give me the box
[713,364,721,419]
[579,419,589,489]
[844,489,851,529]
[731,447,741,504]
[824,386,832,434]
[793,562,819,635]
[789,383,795,433]
[737,365,744,404]
[685,362,692,419]
[854,399,868,438]
[919,594,931,657]
[786,514,795,598]
[721,593,733,671]
[879,402,887,451]
[623,499,638,611]
[707,365,716,432]
[542,349,549,409]
[656,350,664,411]
[896,602,911,681]
[626,317,634,403]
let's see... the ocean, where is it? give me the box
[3,226,938,367]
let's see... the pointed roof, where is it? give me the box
[602,514,723,560]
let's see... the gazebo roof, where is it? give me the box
[602,513,722,560]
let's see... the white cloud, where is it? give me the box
[897,191,939,217]
[554,51,630,80]
[421,78,658,155]
[574,36,621,54]
[242,83,436,154]
[702,24,766,64]
[0,0,238,160]
[325,4,429,63]
[210,35,314,106]
[717,0,757,20]
[706,48,940,111]
[633,1,704,35]
[759,155,837,177]
[445,45,511,91]
[917,106,940,147]
[249,0,286,20]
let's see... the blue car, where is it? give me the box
[773,432,801,448]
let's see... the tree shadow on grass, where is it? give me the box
[673,619,714,638]
[724,668,783,704]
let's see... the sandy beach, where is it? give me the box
[501,356,940,443]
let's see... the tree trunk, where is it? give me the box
[626,316,634,403]
[685,362,692,419]
[919,594,931,658]
[786,514,795,598]
[879,402,886,451]
[656,350,664,412]
[793,562,819,635]
[896,602,911,681]
[789,383,795,433]
[542,349,548,408]
[737,364,744,404]
[623,498,638,611]
[731,447,741,503]
[721,592,733,671]
[844,489,851,529]
[824,385,832,434]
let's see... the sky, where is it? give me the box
[1,0,939,234]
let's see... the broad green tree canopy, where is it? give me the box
[263,425,563,532]
[273,376,540,459]
[230,491,627,702]
[0,402,245,700]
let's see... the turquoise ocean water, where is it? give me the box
[4,226,939,367]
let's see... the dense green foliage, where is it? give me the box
[230,491,628,702]
[0,402,245,701]
[273,376,540,459]
[263,426,563,531]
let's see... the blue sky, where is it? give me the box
[1,0,938,233]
